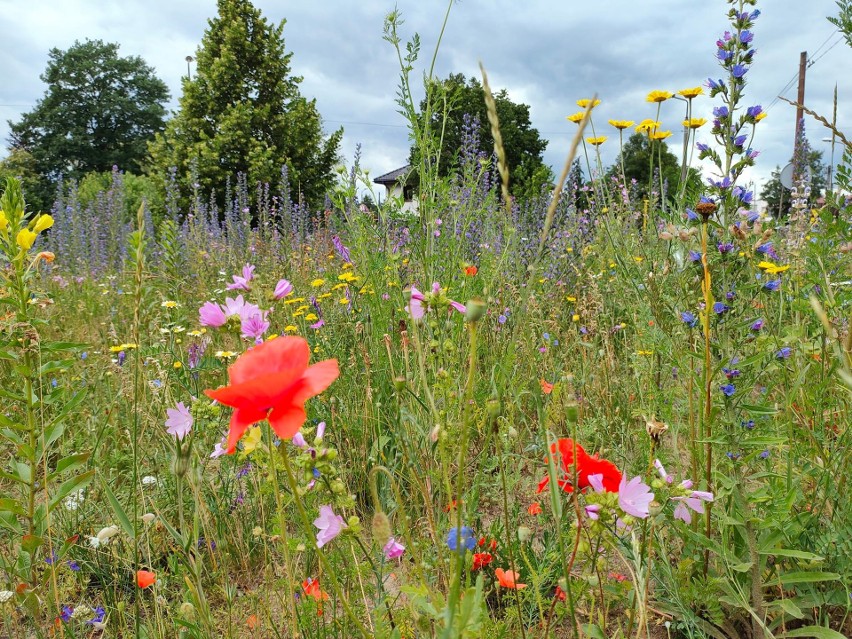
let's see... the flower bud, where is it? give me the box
[179,602,196,620]
[464,298,487,323]
[371,511,391,546]
[485,398,502,418]
[516,526,533,542]
[393,376,407,392]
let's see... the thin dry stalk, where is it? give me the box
[779,96,852,149]
[478,62,512,217]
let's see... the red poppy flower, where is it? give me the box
[205,337,339,453]
[472,552,493,570]
[302,577,329,615]
[539,379,554,394]
[495,568,527,590]
[536,438,621,494]
[136,570,156,589]
[464,265,478,276]
[555,585,567,601]
[527,502,542,515]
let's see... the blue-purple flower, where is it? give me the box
[720,384,736,397]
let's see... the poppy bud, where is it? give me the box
[565,402,579,424]
[485,398,502,418]
[464,298,487,323]
[648,500,663,517]
[179,602,196,619]
[516,526,532,542]
[371,511,391,546]
[393,376,407,392]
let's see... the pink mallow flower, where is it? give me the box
[199,301,227,327]
[654,459,674,484]
[618,475,654,519]
[405,282,466,319]
[672,483,714,524]
[226,264,255,291]
[165,402,193,440]
[314,505,346,548]
[240,310,270,341]
[383,537,405,560]
[273,278,294,300]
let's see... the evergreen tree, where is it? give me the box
[149,0,342,210]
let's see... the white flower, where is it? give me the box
[96,525,120,544]
[0,590,14,603]
[64,488,86,511]
[142,476,158,486]
[88,536,101,549]
[72,604,92,619]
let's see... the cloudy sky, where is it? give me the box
[1,0,849,199]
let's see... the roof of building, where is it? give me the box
[373,165,413,185]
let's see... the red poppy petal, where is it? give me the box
[536,476,550,494]
[224,405,269,453]
[268,400,308,440]
[228,336,310,385]
[205,372,297,410]
[292,359,339,403]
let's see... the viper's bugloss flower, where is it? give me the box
[446,526,476,553]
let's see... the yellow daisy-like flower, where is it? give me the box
[284,325,298,332]
[608,119,634,130]
[338,272,357,282]
[173,361,182,369]
[310,279,325,287]
[678,86,704,98]
[636,350,654,356]
[635,119,660,133]
[284,297,305,305]
[215,351,237,359]
[161,300,178,308]
[293,311,304,317]
[758,260,790,274]
[566,112,586,124]
[304,313,318,321]
[576,98,601,109]
[586,136,607,146]
[572,314,581,322]
[318,293,332,299]
[339,298,350,305]
[682,118,707,129]
[331,283,348,291]
[188,329,206,337]
[295,305,309,313]
[646,90,673,103]
[566,296,577,302]
[755,112,767,121]
[649,130,673,140]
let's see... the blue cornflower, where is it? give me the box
[60,606,74,622]
[732,64,748,78]
[681,311,698,328]
[713,302,730,315]
[776,347,791,359]
[759,449,770,459]
[720,384,736,397]
[689,250,702,262]
[86,606,106,625]
[764,279,781,292]
[446,526,476,553]
[750,319,764,331]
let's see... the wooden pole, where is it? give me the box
[794,51,807,149]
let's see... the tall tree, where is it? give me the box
[149,0,342,210]
[607,132,691,199]
[410,74,551,200]
[7,39,169,203]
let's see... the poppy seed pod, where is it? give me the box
[464,298,487,323]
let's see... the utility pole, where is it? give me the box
[793,51,807,151]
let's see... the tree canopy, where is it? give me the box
[7,39,170,204]
[410,73,551,200]
[608,132,694,200]
[148,0,342,210]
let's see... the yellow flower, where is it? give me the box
[339,298,349,305]
[310,279,325,287]
[635,119,660,134]
[161,300,178,308]
[755,112,767,121]
[0,209,8,232]
[636,350,654,356]
[585,136,607,146]
[572,314,580,322]
[337,272,357,282]
[16,228,37,250]
[566,112,585,124]
[682,118,707,129]
[646,90,673,103]
[241,426,262,456]
[293,311,304,317]
[284,325,298,332]
[566,296,576,302]
[608,119,634,130]
[678,86,704,98]
[304,313,318,321]
[109,345,124,353]
[295,305,309,313]
[266,334,278,340]
[188,329,205,337]
[284,297,305,305]
[319,293,332,299]
[33,214,54,233]
[215,350,237,359]
[649,130,673,140]
[172,326,185,333]
[173,361,182,369]
[331,283,348,291]
[576,98,601,109]
[758,260,790,275]
[633,256,644,262]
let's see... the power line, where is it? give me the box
[807,35,843,68]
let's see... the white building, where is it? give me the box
[373,165,418,215]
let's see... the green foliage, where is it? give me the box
[608,132,685,198]
[148,0,342,211]
[0,148,51,213]
[76,169,163,225]
[409,73,551,199]
[7,39,169,185]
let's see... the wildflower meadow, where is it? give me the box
[0,0,850,637]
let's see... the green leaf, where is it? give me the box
[731,561,753,573]
[775,598,804,620]
[580,624,607,639]
[40,342,87,353]
[776,571,840,586]
[740,403,779,416]
[48,470,95,512]
[0,349,18,361]
[50,452,91,480]
[42,390,86,444]
[39,359,74,375]
[0,497,27,516]
[21,534,43,555]
[760,548,824,561]
[99,475,136,540]
[778,626,847,639]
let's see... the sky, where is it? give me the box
[1,0,849,201]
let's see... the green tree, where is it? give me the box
[0,149,50,213]
[7,39,169,199]
[410,73,551,200]
[149,0,342,210]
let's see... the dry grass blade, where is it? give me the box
[537,97,595,260]
[779,96,852,149]
[478,62,512,218]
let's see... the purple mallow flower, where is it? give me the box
[314,505,346,548]
[165,402,193,440]
[618,475,654,519]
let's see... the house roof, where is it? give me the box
[373,165,413,185]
